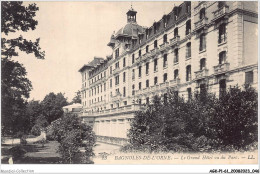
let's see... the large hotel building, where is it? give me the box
[79,1,258,145]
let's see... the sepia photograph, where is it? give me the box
[1,0,259,173]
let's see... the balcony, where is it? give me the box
[170,78,180,86]
[169,36,180,47]
[150,47,160,56]
[159,42,169,52]
[136,56,142,62]
[79,104,143,118]
[214,62,230,74]
[194,17,208,31]
[142,52,151,59]
[113,68,120,74]
[194,68,209,80]
[212,5,229,22]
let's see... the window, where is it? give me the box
[132,69,135,80]
[115,75,119,85]
[154,59,158,71]
[115,48,120,58]
[146,45,149,53]
[146,80,149,88]
[95,87,96,95]
[138,99,142,105]
[92,89,93,96]
[163,54,168,68]
[186,20,191,35]
[187,88,192,100]
[219,51,226,64]
[174,28,178,37]
[245,71,253,84]
[97,86,99,94]
[186,2,191,13]
[138,66,142,77]
[123,87,126,97]
[124,101,127,105]
[218,23,227,44]
[163,73,168,82]
[219,79,226,98]
[218,1,226,8]
[174,69,179,79]
[132,54,135,64]
[146,62,149,75]
[199,34,206,51]
[100,85,102,92]
[132,84,135,95]
[154,76,158,85]
[154,40,158,48]
[123,57,126,67]
[110,66,112,74]
[186,42,191,58]
[110,79,112,87]
[139,50,142,57]
[200,58,206,70]
[104,83,106,91]
[104,71,106,77]
[115,62,119,69]
[163,34,167,43]
[146,97,150,105]
[123,72,126,82]
[139,82,142,90]
[186,65,191,81]
[199,8,206,19]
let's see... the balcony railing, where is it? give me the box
[150,47,159,56]
[194,17,208,31]
[170,36,180,47]
[194,68,209,79]
[159,42,169,52]
[170,78,180,86]
[80,104,143,117]
[113,68,120,74]
[213,5,229,21]
[214,62,230,74]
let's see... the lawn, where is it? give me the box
[1,141,61,164]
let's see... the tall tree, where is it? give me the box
[1,2,45,135]
[71,90,82,104]
[41,92,68,123]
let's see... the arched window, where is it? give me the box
[186,42,191,58]
[146,45,149,53]
[163,73,168,82]
[174,69,179,79]
[218,23,227,44]
[154,40,158,48]
[186,65,191,81]
[199,8,206,19]
[174,27,179,37]
[200,58,206,70]
[199,34,206,51]
[219,51,226,64]
[163,34,167,43]
[186,20,191,35]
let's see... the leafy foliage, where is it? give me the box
[52,113,96,164]
[125,86,258,153]
[41,92,68,123]
[71,90,82,104]
[1,1,45,59]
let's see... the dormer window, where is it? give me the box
[200,8,206,20]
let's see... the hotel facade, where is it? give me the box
[79,1,258,145]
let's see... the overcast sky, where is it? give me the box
[12,1,182,102]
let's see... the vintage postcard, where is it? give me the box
[1,1,259,173]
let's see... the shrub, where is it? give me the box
[53,113,96,164]
[125,86,258,152]
[20,135,27,145]
[30,124,42,136]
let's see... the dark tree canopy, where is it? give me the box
[41,92,68,123]
[1,58,32,135]
[1,1,45,59]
